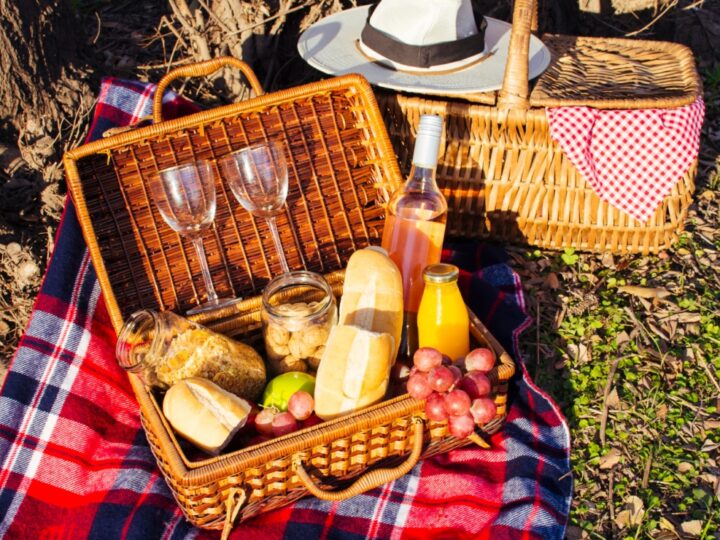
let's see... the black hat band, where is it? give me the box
[360,3,487,69]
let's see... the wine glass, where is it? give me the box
[151,160,241,315]
[218,141,290,273]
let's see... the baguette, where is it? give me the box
[163,377,252,455]
[314,325,394,420]
[339,246,403,361]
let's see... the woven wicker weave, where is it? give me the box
[63,60,515,534]
[378,0,701,254]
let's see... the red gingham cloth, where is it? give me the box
[547,97,705,222]
[0,78,572,539]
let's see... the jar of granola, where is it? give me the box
[261,271,337,375]
[115,310,266,401]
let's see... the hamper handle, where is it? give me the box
[497,0,537,111]
[152,57,265,123]
[292,417,424,501]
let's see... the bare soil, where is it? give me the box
[0,0,172,379]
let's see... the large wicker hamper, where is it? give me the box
[377,0,702,255]
[63,58,515,536]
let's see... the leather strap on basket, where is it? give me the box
[221,487,247,540]
[152,57,264,123]
[468,432,491,448]
[497,0,537,111]
[292,416,425,501]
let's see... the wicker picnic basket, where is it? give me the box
[377,0,702,255]
[63,58,516,535]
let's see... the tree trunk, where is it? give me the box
[0,0,89,172]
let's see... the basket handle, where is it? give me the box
[292,416,424,501]
[497,0,537,111]
[152,57,265,123]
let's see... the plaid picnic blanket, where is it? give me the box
[0,78,572,539]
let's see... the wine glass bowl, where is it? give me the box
[219,141,291,273]
[151,160,241,315]
[152,161,217,235]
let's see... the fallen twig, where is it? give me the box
[600,356,621,447]
[692,345,720,394]
[92,11,102,44]
[608,469,615,535]
[625,0,678,37]
[641,450,652,489]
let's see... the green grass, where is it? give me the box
[516,192,720,538]
[511,53,720,539]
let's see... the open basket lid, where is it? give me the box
[63,58,404,332]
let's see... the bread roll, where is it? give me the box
[314,325,394,420]
[339,246,403,361]
[163,377,252,455]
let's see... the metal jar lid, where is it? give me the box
[423,263,459,284]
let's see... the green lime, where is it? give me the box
[261,371,316,411]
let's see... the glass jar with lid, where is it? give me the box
[261,271,337,374]
[115,309,266,401]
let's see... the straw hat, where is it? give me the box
[297,0,550,96]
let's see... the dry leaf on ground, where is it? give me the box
[600,252,615,268]
[675,312,703,323]
[615,331,631,347]
[701,439,720,452]
[617,285,672,299]
[599,448,622,469]
[606,387,621,408]
[654,532,679,540]
[566,343,589,364]
[658,516,678,533]
[545,272,560,289]
[648,321,670,341]
[677,462,694,473]
[615,495,645,528]
[680,520,703,537]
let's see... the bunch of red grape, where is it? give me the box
[254,390,317,437]
[406,347,498,439]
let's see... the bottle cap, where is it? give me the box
[423,263,459,284]
[412,114,443,168]
[417,114,443,137]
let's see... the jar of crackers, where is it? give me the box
[261,271,337,375]
[115,309,266,401]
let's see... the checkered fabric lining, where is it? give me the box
[547,97,704,222]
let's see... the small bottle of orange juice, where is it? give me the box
[417,263,470,362]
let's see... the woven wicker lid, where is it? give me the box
[64,61,404,329]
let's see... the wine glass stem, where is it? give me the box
[190,235,219,305]
[266,216,290,273]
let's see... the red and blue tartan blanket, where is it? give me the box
[0,78,572,539]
